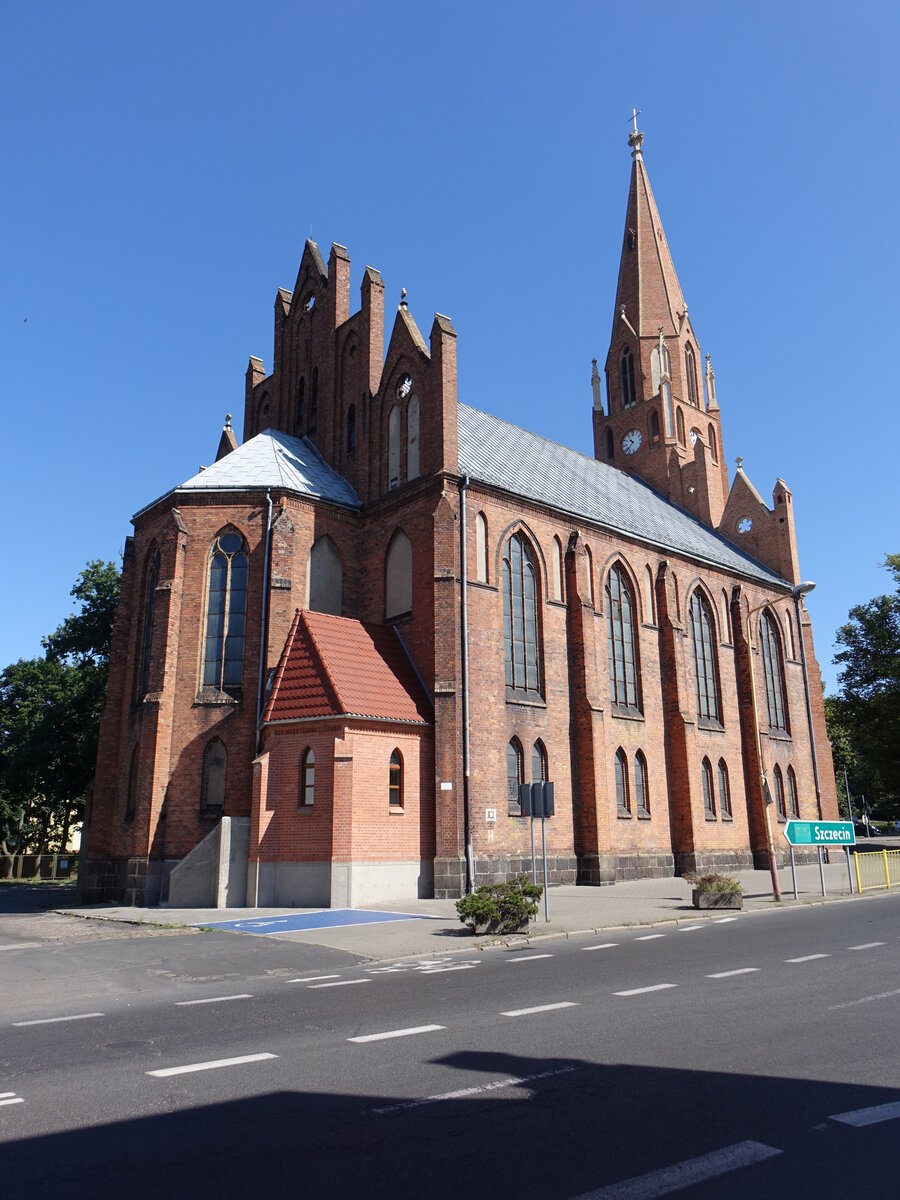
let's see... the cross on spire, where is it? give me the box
[627,108,644,158]
[630,108,641,134]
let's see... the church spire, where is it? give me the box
[612,122,688,342]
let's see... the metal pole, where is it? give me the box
[818,845,826,897]
[530,815,537,886]
[790,847,798,900]
[845,846,854,895]
[746,608,781,901]
[540,810,549,922]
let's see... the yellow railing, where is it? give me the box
[854,849,900,893]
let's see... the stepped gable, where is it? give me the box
[264,610,432,725]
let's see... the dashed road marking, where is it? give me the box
[507,953,554,963]
[287,974,340,984]
[0,942,43,951]
[712,917,739,924]
[307,979,371,989]
[583,944,618,951]
[785,954,830,963]
[678,925,704,932]
[176,994,253,1006]
[417,964,478,974]
[501,1002,579,1017]
[635,934,666,941]
[370,1065,577,1116]
[348,1024,445,1043]
[0,1092,25,1106]
[829,1100,900,1128]
[13,1012,104,1027]
[613,984,678,997]
[147,1052,277,1078]
[568,1139,782,1198]
[848,942,885,951]
[828,987,900,1011]
[706,968,760,979]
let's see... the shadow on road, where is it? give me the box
[3,1050,898,1199]
[0,882,78,915]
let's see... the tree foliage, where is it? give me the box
[830,554,900,819]
[0,561,120,855]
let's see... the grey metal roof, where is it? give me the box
[135,428,361,518]
[457,403,785,588]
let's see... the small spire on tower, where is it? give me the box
[628,107,644,159]
[591,357,604,413]
[705,353,718,410]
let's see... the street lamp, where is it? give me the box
[746,580,816,901]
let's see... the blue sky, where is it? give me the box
[2,1,897,693]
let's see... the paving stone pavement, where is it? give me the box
[54,856,887,962]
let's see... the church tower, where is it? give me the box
[594,119,729,528]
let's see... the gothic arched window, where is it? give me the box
[532,740,547,783]
[388,405,401,489]
[649,408,660,446]
[138,548,160,698]
[475,512,488,582]
[773,764,787,820]
[389,749,403,809]
[634,750,649,816]
[299,748,315,808]
[502,533,542,698]
[787,765,799,818]
[702,756,716,818]
[718,758,732,818]
[708,422,717,462]
[606,562,641,712]
[385,529,412,619]
[760,610,789,732]
[615,748,631,816]
[663,382,674,437]
[689,591,721,723]
[308,536,343,616]
[507,738,524,815]
[551,535,564,602]
[201,738,226,813]
[676,407,686,446]
[585,544,595,607]
[620,346,636,408]
[309,367,318,432]
[685,344,698,407]
[125,745,139,823]
[346,404,356,457]
[407,394,420,480]
[202,531,248,695]
[298,376,305,431]
[604,427,614,463]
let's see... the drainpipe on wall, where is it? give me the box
[458,475,474,894]
[256,491,274,755]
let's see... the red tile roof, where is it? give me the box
[263,610,432,726]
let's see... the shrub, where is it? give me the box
[687,872,742,894]
[455,876,542,933]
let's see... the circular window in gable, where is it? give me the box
[737,517,753,534]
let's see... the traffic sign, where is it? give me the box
[783,820,855,847]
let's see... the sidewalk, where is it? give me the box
[59,857,883,962]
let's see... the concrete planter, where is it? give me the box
[692,889,742,910]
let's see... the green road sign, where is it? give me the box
[783,820,856,847]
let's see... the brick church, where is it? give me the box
[81,126,838,907]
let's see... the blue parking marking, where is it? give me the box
[197,909,439,934]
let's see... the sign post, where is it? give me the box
[783,821,856,898]
[519,781,554,921]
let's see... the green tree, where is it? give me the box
[831,554,900,820]
[0,561,120,858]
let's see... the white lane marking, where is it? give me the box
[501,1002,579,1017]
[635,934,666,941]
[287,974,340,984]
[420,960,482,969]
[678,925,704,932]
[370,1065,577,1116]
[707,968,760,979]
[829,1100,900,1127]
[507,954,554,962]
[307,979,371,989]
[828,987,900,1011]
[583,943,618,951]
[147,1052,277,1078]
[712,917,739,924]
[0,1092,16,1099]
[0,1096,25,1107]
[613,984,678,997]
[848,942,885,951]
[0,942,43,951]
[13,1012,104,1027]
[176,994,253,1006]
[785,954,830,963]
[348,1024,445,1044]
[569,1139,782,1198]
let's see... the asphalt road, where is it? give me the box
[2,892,899,1198]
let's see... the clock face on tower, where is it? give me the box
[622,429,642,455]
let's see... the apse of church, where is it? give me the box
[81,127,837,907]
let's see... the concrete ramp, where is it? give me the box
[168,817,249,909]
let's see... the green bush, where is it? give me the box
[455,876,542,933]
[689,872,742,894]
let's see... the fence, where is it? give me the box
[0,854,79,881]
[854,849,900,893]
